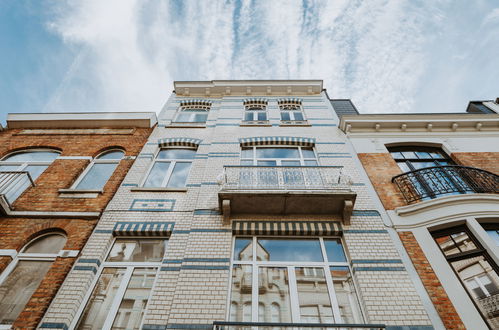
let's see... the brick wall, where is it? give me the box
[399,232,465,329]
[451,152,499,175]
[357,153,406,210]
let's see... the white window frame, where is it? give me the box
[71,237,166,330]
[70,149,124,190]
[243,104,268,122]
[174,107,209,123]
[0,232,66,329]
[228,236,364,324]
[141,148,196,188]
[240,146,318,166]
[0,149,60,180]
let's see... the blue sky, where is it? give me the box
[1,0,499,125]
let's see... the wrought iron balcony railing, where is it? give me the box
[220,166,347,191]
[213,321,386,330]
[479,293,499,319]
[0,171,35,207]
[392,165,499,204]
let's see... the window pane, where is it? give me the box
[256,148,300,159]
[486,230,499,246]
[143,162,171,187]
[244,112,254,121]
[77,268,126,330]
[415,151,431,159]
[435,232,477,257]
[2,151,59,162]
[193,113,207,123]
[106,239,166,262]
[324,239,347,262]
[301,148,315,159]
[293,111,304,121]
[240,160,253,166]
[281,160,300,166]
[234,238,253,261]
[257,160,276,166]
[258,267,292,322]
[401,151,417,159]
[75,163,118,190]
[429,151,446,159]
[176,113,191,122]
[257,112,267,121]
[0,260,52,325]
[305,160,318,166]
[167,162,191,187]
[280,112,290,121]
[98,150,124,159]
[411,161,437,170]
[257,239,323,262]
[23,234,66,254]
[25,165,49,180]
[296,267,334,323]
[230,265,252,322]
[330,266,364,323]
[450,256,499,328]
[390,152,404,159]
[241,148,253,159]
[157,149,196,159]
[111,268,156,330]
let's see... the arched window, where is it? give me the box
[0,149,60,180]
[278,99,305,122]
[243,100,268,123]
[72,149,124,190]
[0,233,66,325]
[174,100,211,124]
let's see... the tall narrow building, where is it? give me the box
[42,80,441,330]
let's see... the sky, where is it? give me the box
[1,0,499,125]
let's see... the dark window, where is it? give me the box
[433,226,499,328]
[388,146,454,173]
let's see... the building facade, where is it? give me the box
[338,100,499,329]
[0,112,156,329]
[40,80,442,329]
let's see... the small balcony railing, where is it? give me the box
[0,171,35,208]
[213,321,386,330]
[220,166,346,191]
[479,293,499,318]
[392,165,499,204]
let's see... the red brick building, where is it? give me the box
[0,112,156,329]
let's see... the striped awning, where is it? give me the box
[233,221,342,236]
[158,137,202,148]
[277,98,302,105]
[243,98,268,105]
[113,222,175,236]
[239,136,315,147]
[180,99,212,107]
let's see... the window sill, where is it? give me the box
[130,187,188,192]
[279,121,310,126]
[58,189,102,199]
[168,122,206,128]
[240,121,271,127]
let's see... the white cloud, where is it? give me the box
[43,0,499,114]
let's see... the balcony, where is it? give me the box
[0,171,34,213]
[213,321,386,329]
[218,166,356,224]
[392,165,499,204]
[479,293,499,319]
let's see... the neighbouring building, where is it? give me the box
[337,99,499,329]
[0,112,156,329]
[41,80,444,330]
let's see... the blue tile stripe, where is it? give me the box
[78,258,101,266]
[142,325,167,330]
[193,209,221,215]
[94,229,113,234]
[113,221,175,236]
[166,325,212,329]
[182,265,230,270]
[353,267,405,272]
[352,210,381,217]
[40,323,68,330]
[158,137,202,147]
[121,183,138,187]
[233,221,342,236]
[160,267,182,271]
[344,229,388,234]
[74,265,97,274]
[351,259,403,264]
[239,136,315,147]
[130,199,175,212]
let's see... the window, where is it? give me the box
[76,238,166,330]
[0,150,60,202]
[388,146,453,173]
[72,150,124,190]
[279,100,305,122]
[0,233,66,326]
[143,149,195,188]
[243,100,268,123]
[229,237,363,324]
[482,223,499,247]
[240,146,317,166]
[174,102,210,123]
[433,226,499,328]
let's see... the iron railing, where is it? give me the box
[213,321,386,330]
[220,166,347,191]
[479,293,499,319]
[0,171,34,206]
[392,165,499,204]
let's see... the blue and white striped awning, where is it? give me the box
[113,222,175,236]
[158,137,202,148]
[277,98,302,105]
[239,136,315,147]
[179,99,212,107]
[243,98,268,105]
[233,221,342,236]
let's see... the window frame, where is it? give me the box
[240,146,318,166]
[72,237,166,330]
[0,232,66,328]
[279,103,306,122]
[70,149,124,191]
[0,149,60,179]
[174,105,210,124]
[388,146,453,173]
[141,148,196,188]
[228,236,364,324]
[242,103,268,123]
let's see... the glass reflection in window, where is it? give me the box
[106,239,166,262]
[257,238,323,262]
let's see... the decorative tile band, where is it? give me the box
[353,267,405,272]
[233,221,342,236]
[73,265,97,274]
[121,183,138,187]
[130,199,175,212]
[158,137,202,148]
[239,136,315,147]
[94,229,113,234]
[40,322,69,330]
[193,209,222,215]
[77,258,101,266]
[352,210,381,217]
[113,221,175,236]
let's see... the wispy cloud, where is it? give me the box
[40,0,499,114]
